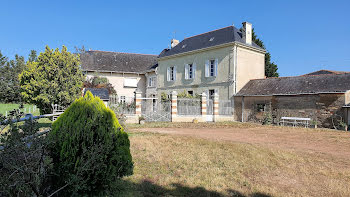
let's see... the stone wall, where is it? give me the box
[235,93,347,128]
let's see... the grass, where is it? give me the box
[115,131,350,197]
[0,103,40,116]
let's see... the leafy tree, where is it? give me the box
[19,46,84,114]
[84,76,116,94]
[251,29,279,77]
[0,52,25,103]
[48,91,133,195]
[28,50,37,62]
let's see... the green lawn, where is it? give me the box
[0,103,40,116]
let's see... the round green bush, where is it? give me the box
[48,91,133,195]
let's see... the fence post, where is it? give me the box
[135,90,142,117]
[213,92,219,122]
[201,92,207,121]
[171,91,177,121]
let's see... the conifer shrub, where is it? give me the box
[48,91,133,195]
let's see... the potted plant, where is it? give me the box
[139,116,145,125]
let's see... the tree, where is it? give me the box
[28,50,37,62]
[19,46,84,114]
[0,52,25,103]
[83,76,116,94]
[251,29,279,77]
[48,91,133,195]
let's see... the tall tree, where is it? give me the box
[19,46,84,114]
[251,29,279,77]
[0,52,25,103]
[28,50,37,62]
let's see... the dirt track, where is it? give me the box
[133,126,350,167]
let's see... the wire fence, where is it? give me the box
[109,96,136,115]
[177,98,201,116]
[219,100,233,115]
[3,105,39,117]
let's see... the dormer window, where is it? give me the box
[209,37,215,41]
[182,44,187,48]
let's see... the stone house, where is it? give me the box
[80,50,158,102]
[157,22,266,102]
[234,73,350,128]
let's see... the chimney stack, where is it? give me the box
[242,22,252,45]
[171,39,179,48]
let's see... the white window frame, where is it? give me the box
[205,59,218,77]
[148,76,156,87]
[167,66,176,81]
[185,63,196,80]
[120,96,126,103]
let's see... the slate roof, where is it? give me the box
[303,70,350,76]
[81,50,158,73]
[236,73,350,96]
[84,88,110,100]
[159,26,263,58]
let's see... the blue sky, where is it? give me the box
[1,0,349,76]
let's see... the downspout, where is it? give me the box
[234,45,237,94]
[241,96,245,122]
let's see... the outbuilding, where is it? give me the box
[234,73,350,128]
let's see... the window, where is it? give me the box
[210,60,215,77]
[256,104,266,112]
[120,96,126,103]
[148,76,156,87]
[185,63,196,80]
[167,66,176,81]
[188,91,193,96]
[205,59,218,77]
[209,89,215,100]
[124,78,138,87]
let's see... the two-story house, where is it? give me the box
[157,22,266,102]
[81,50,158,102]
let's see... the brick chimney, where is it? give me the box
[171,39,179,48]
[242,22,252,45]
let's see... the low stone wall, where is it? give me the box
[172,115,206,122]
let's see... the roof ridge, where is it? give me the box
[184,25,234,40]
[249,72,350,81]
[88,50,157,56]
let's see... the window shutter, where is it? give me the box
[173,66,176,81]
[184,64,189,80]
[205,60,209,77]
[193,63,196,79]
[167,67,170,81]
[214,58,218,76]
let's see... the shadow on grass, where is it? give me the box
[114,179,271,197]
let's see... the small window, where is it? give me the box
[209,37,215,41]
[256,104,266,112]
[148,76,156,87]
[209,60,215,77]
[209,89,215,100]
[170,67,174,81]
[188,64,193,79]
[182,44,187,48]
[188,91,193,96]
[120,96,126,103]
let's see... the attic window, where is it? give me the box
[182,44,187,48]
[209,37,215,41]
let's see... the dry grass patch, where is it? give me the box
[116,132,350,197]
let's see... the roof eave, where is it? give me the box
[158,41,266,61]
[236,91,347,97]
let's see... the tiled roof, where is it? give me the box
[81,50,158,73]
[236,73,350,96]
[159,26,263,58]
[84,88,109,100]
